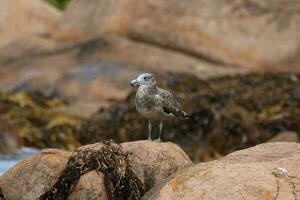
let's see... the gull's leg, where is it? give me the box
[148,120,152,140]
[156,121,163,142]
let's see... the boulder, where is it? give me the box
[0,0,61,37]
[0,0,63,66]
[0,122,21,154]
[0,141,192,200]
[268,131,299,143]
[1,0,299,118]
[61,0,300,72]
[0,34,246,118]
[143,142,300,200]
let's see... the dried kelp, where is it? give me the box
[1,73,299,162]
[0,187,5,200]
[0,91,82,153]
[39,140,143,200]
[80,73,300,162]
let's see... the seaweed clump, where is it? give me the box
[0,91,83,152]
[0,73,299,162]
[39,140,143,200]
[0,187,5,200]
[80,73,300,162]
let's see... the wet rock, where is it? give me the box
[143,142,300,200]
[268,131,299,143]
[0,141,192,200]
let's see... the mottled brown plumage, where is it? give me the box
[130,73,188,141]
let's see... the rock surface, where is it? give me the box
[0,141,192,200]
[1,0,299,117]
[143,142,300,200]
[0,0,62,64]
[0,0,61,37]
[61,0,300,71]
[268,131,299,143]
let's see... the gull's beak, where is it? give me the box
[130,79,140,87]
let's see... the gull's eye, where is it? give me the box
[144,77,147,80]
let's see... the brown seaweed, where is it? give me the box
[0,187,5,200]
[39,140,143,200]
[0,73,299,162]
[80,73,300,161]
[0,91,82,152]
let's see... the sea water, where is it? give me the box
[0,147,39,175]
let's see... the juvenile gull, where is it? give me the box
[130,73,189,141]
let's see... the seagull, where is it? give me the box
[130,73,189,141]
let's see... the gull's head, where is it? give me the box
[130,73,156,87]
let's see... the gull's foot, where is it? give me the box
[147,137,152,141]
[154,138,161,142]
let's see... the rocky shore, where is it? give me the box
[0,141,192,200]
[0,142,299,199]
[0,0,299,199]
[144,142,300,200]
[1,73,299,162]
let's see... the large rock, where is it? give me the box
[268,131,299,143]
[0,0,299,120]
[0,34,246,117]
[144,142,300,200]
[0,0,61,37]
[61,0,300,72]
[0,0,62,65]
[0,141,192,200]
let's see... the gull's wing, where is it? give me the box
[156,88,188,118]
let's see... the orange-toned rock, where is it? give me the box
[0,0,63,66]
[144,142,300,200]
[61,0,300,72]
[0,0,61,37]
[0,141,192,200]
[268,131,299,143]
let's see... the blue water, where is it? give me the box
[0,147,39,176]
